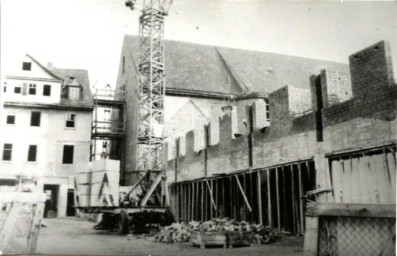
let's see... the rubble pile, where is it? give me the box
[154,218,279,244]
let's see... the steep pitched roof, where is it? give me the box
[26,54,63,80]
[123,35,349,96]
[51,68,92,106]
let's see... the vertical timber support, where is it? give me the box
[267,169,272,228]
[257,170,263,224]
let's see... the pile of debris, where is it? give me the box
[154,218,279,244]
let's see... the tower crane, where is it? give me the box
[87,0,174,234]
[124,0,172,208]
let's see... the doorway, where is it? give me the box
[44,184,59,218]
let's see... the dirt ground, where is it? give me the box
[36,217,303,256]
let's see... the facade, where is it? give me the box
[115,35,348,184]
[166,41,396,237]
[0,55,93,217]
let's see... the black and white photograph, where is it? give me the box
[0,0,396,255]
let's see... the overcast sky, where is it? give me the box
[1,0,396,89]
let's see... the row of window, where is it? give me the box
[5,112,75,128]
[4,83,52,96]
[2,144,75,164]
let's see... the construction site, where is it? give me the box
[0,1,396,256]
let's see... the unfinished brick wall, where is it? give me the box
[350,41,395,99]
[288,85,312,116]
[324,41,397,127]
[166,41,396,187]
[320,69,352,107]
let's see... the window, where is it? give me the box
[3,86,6,93]
[62,145,74,164]
[29,84,36,95]
[69,87,80,100]
[27,145,37,162]
[30,111,41,126]
[14,86,21,94]
[22,62,32,71]
[66,114,75,128]
[43,85,51,96]
[6,115,15,124]
[2,144,12,161]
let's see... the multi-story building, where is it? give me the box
[0,55,93,217]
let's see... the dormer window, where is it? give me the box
[68,86,80,100]
[22,62,32,71]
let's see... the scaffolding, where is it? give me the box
[91,88,126,161]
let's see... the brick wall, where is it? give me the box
[350,41,395,99]
[166,41,396,188]
[321,69,352,107]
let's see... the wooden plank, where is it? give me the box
[298,164,304,233]
[282,166,287,231]
[205,180,217,212]
[376,153,391,204]
[275,168,281,232]
[191,182,196,220]
[303,216,319,256]
[248,172,252,223]
[291,165,296,234]
[201,181,204,221]
[235,175,252,212]
[267,169,272,228]
[215,179,219,218]
[352,157,363,203]
[342,158,352,203]
[386,152,396,203]
[257,170,263,224]
[305,202,396,218]
[221,178,225,218]
[359,156,373,203]
[229,177,233,219]
[367,155,380,203]
[332,159,343,203]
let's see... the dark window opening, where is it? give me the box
[31,111,41,126]
[29,84,36,95]
[6,115,15,124]
[43,85,51,96]
[14,87,21,94]
[3,86,6,93]
[62,145,74,164]
[27,145,37,162]
[22,62,32,71]
[2,144,12,161]
[66,114,75,128]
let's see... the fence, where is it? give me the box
[304,202,395,256]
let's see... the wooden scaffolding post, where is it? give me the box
[275,168,281,232]
[298,163,304,233]
[229,176,233,219]
[201,181,204,221]
[257,170,263,224]
[267,169,272,228]
[291,164,297,234]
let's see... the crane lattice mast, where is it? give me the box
[126,0,170,206]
